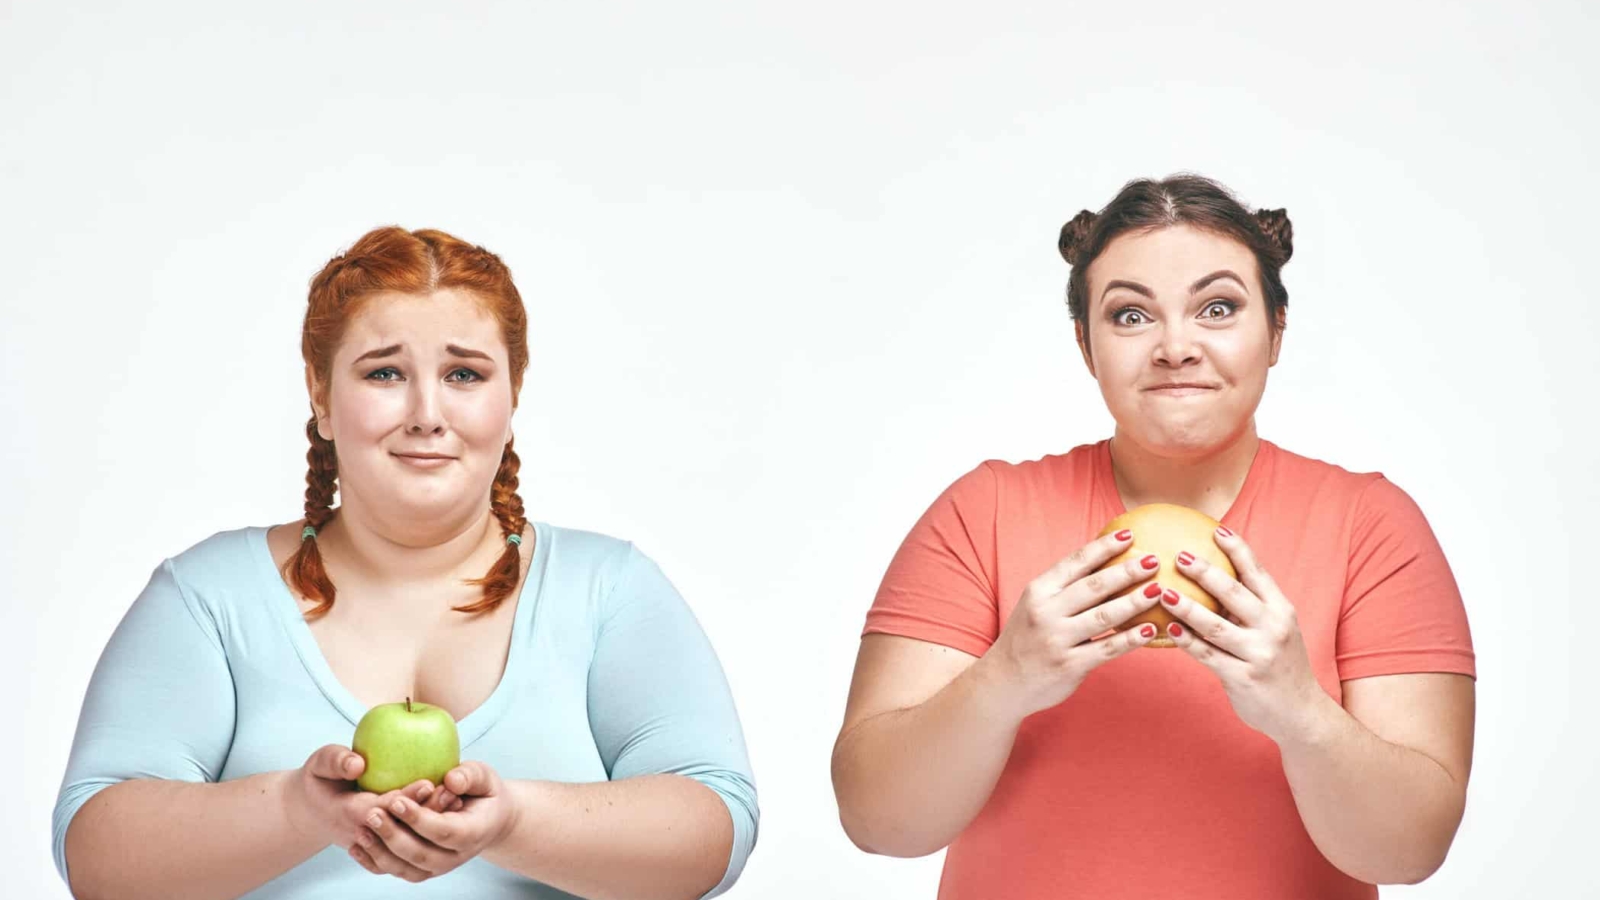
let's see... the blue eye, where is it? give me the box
[366,367,401,382]
[446,368,484,383]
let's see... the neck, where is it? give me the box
[318,501,502,588]
[1108,422,1260,519]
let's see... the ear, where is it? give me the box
[1075,320,1096,378]
[1268,308,1287,367]
[305,366,332,440]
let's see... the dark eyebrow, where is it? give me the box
[351,344,494,364]
[1099,269,1251,306]
[1188,269,1249,296]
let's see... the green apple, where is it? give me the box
[351,697,460,794]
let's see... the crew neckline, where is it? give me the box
[1093,436,1276,527]
[247,521,550,748]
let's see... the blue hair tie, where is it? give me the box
[506,534,522,546]
[301,525,317,541]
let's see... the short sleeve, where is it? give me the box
[586,546,758,899]
[863,461,1001,658]
[51,559,238,887]
[1336,477,1477,681]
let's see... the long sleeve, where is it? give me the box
[585,546,758,899]
[51,559,238,886]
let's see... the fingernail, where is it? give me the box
[1143,582,1163,598]
[1168,623,1184,638]
[367,812,382,828]
[1217,525,1233,537]
[417,786,433,802]
[1162,588,1179,606]
[1177,551,1195,567]
[1140,554,1159,570]
[1114,529,1133,541]
[391,800,406,815]
[1139,624,1156,638]
[356,830,372,846]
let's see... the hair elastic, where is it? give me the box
[506,534,522,546]
[301,526,317,541]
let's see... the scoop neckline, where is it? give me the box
[1093,436,1276,526]
[247,521,550,748]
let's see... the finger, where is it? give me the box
[1082,619,1161,665]
[310,744,362,782]
[1059,551,1161,617]
[390,795,467,851]
[365,806,458,875]
[347,843,381,874]
[445,761,498,798]
[353,825,433,883]
[1165,621,1249,678]
[1175,550,1265,626]
[1030,529,1140,603]
[426,786,457,813]
[1158,588,1250,658]
[1065,580,1166,643]
[1210,527,1288,610]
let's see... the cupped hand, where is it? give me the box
[350,760,520,882]
[983,528,1165,718]
[281,744,463,882]
[1159,525,1328,744]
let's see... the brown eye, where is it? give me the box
[1201,301,1237,320]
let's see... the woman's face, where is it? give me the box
[1077,225,1283,458]
[311,288,515,532]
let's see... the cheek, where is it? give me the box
[336,388,409,439]
[445,392,514,444]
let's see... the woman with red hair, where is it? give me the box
[52,227,758,899]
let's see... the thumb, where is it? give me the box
[309,744,363,781]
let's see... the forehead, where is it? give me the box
[343,288,506,354]
[1088,225,1259,294]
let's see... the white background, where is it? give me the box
[4,1,1595,897]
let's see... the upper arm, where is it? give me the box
[1343,672,1475,792]
[53,560,237,885]
[586,546,756,897]
[838,634,979,742]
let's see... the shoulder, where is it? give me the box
[162,526,271,591]
[1259,441,1430,528]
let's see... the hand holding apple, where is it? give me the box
[351,760,521,882]
[280,743,457,855]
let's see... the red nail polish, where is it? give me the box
[1162,588,1179,605]
[1217,525,1233,537]
[1140,624,1156,638]
[1168,623,1184,638]
[1140,554,1159,570]
[1115,529,1133,541]
[1177,551,1195,566]
[1143,582,1163,598]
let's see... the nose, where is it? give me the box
[1153,320,1202,368]
[405,382,446,436]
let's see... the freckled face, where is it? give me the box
[311,288,515,525]
[1077,225,1283,457]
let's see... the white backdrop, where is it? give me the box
[4,1,1595,897]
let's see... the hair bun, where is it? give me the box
[1058,210,1098,266]
[1254,208,1294,265]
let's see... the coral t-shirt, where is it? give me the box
[864,437,1475,900]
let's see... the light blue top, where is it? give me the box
[52,523,758,898]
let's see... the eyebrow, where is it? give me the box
[351,344,494,364]
[1099,269,1251,305]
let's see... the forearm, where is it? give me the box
[63,771,322,900]
[485,775,734,900]
[831,656,1023,857]
[1279,694,1466,885]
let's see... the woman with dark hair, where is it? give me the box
[52,227,758,899]
[832,175,1474,898]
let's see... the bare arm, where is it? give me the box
[1280,673,1475,884]
[64,771,318,900]
[830,636,1027,857]
[482,775,734,900]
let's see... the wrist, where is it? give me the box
[485,779,540,863]
[1274,687,1345,753]
[967,651,1032,728]
[272,769,323,849]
